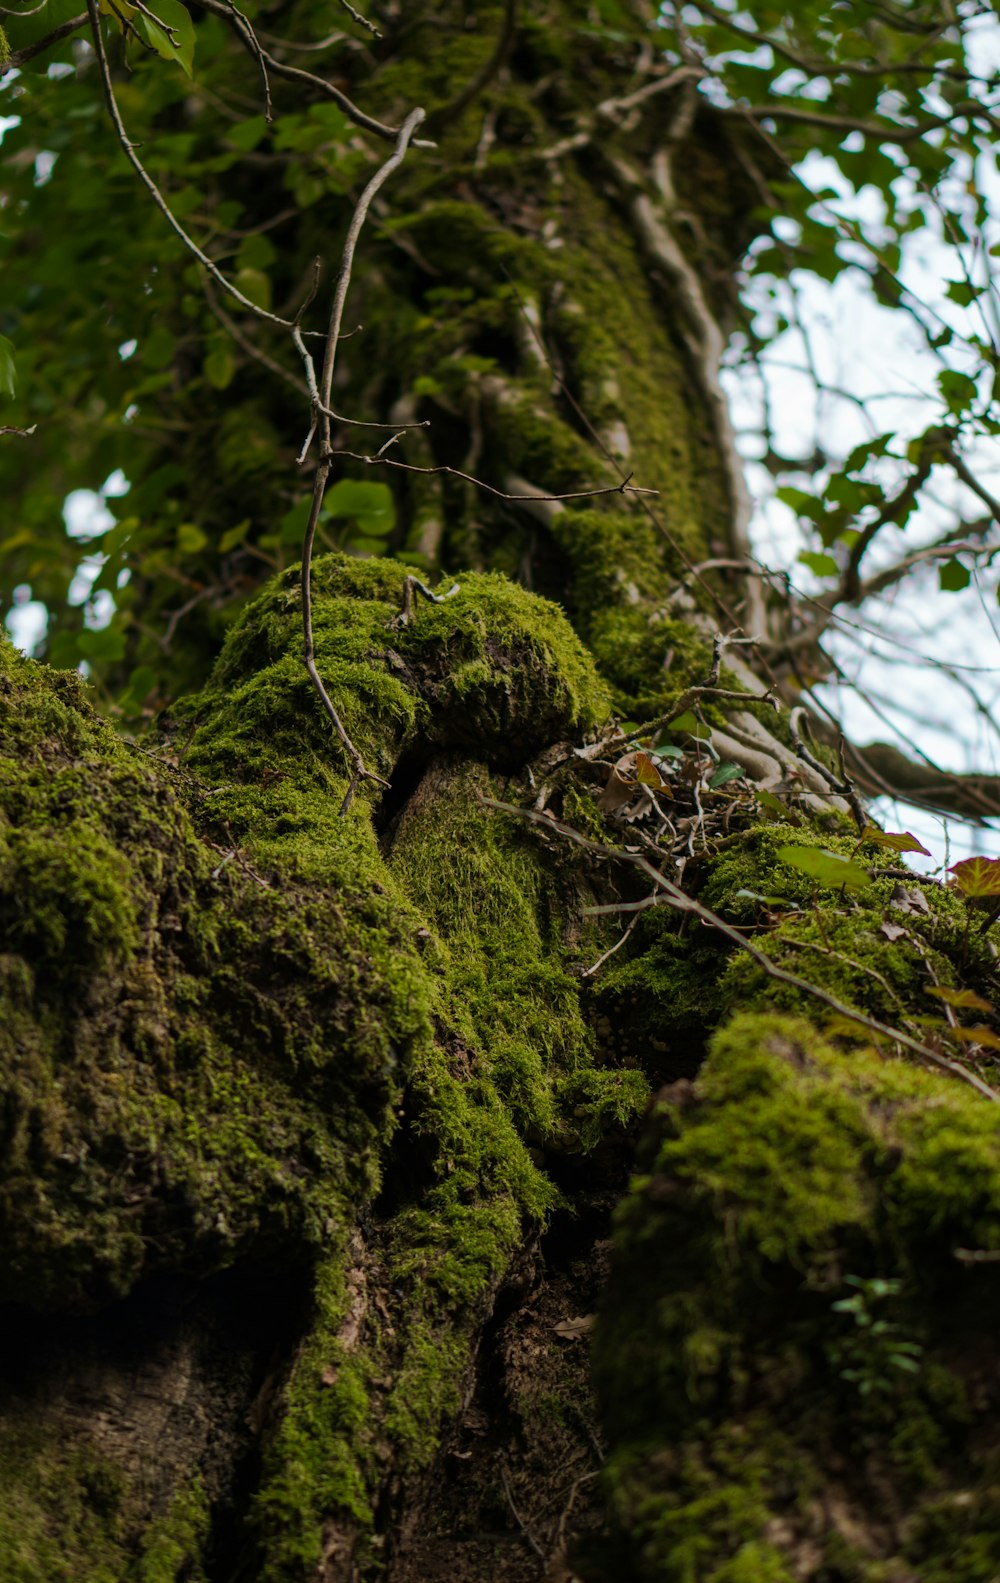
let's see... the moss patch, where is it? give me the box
[593,1012,1000,1581]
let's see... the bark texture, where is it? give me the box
[4,5,1000,1582]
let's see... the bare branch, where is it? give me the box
[2,10,85,68]
[335,451,659,504]
[336,0,380,41]
[720,98,996,144]
[196,0,403,143]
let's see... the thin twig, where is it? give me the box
[336,451,658,504]
[222,0,272,121]
[336,0,380,40]
[299,108,426,815]
[581,900,653,977]
[196,0,405,143]
[499,1459,545,1560]
[789,706,867,832]
[86,0,312,332]
[2,9,85,67]
[481,796,1000,1106]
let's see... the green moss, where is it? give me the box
[593,1011,1000,1580]
[0,562,646,1572]
[0,1427,129,1582]
[137,1482,210,1583]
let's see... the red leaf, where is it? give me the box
[949,857,1000,898]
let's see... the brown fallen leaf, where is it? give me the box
[552,1314,597,1342]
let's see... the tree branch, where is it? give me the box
[298,107,426,815]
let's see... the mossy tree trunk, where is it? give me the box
[4,5,1000,1582]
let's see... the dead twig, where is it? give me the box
[298,108,426,815]
[789,706,867,833]
[499,1458,545,1560]
[336,451,659,505]
[481,796,1000,1106]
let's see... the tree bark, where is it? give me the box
[4,6,1000,1582]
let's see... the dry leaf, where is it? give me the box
[552,1314,597,1342]
[598,764,637,814]
[889,884,931,917]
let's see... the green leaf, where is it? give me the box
[77,624,126,662]
[754,788,791,823]
[119,664,157,709]
[944,280,982,307]
[949,857,1000,898]
[937,368,977,415]
[325,478,394,537]
[177,522,208,554]
[228,116,268,152]
[927,986,993,1013]
[0,335,15,399]
[708,762,744,789]
[232,268,272,313]
[777,845,872,891]
[5,0,83,68]
[143,325,175,372]
[938,557,971,593]
[776,485,824,522]
[667,710,698,734]
[279,499,313,546]
[219,519,251,553]
[798,550,839,578]
[860,826,932,857]
[203,344,235,391]
[237,233,278,273]
[134,0,195,76]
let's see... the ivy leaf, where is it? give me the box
[949,856,1000,898]
[777,845,872,891]
[944,280,982,307]
[937,368,977,415]
[668,710,711,741]
[860,826,932,857]
[708,762,744,789]
[950,1026,1000,1050]
[927,986,994,1013]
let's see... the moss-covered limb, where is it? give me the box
[592,1011,1000,1582]
[0,559,658,1577]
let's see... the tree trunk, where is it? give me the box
[3,5,1000,1581]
